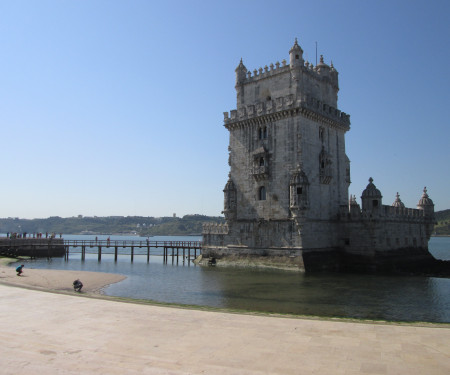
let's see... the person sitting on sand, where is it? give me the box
[73,279,83,292]
[16,264,24,276]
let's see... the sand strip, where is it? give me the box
[0,259,126,294]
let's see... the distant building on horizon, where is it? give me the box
[202,39,436,272]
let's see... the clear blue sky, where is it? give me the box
[1,0,449,219]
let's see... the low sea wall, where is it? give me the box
[0,238,65,258]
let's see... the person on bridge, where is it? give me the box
[16,265,24,276]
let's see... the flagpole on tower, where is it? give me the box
[315,41,318,66]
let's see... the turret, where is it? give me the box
[235,58,247,85]
[329,61,339,90]
[289,38,304,68]
[392,192,405,208]
[222,175,237,221]
[417,187,435,240]
[361,177,383,213]
[289,38,303,82]
[316,55,331,76]
[417,187,434,217]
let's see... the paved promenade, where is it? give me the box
[0,284,449,375]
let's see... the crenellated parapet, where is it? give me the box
[235,55,338,89]
[236,59,290,85]
[223,93,350,130]
[342,204,433,223]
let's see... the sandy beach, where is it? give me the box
[0,259,449,374]
[0,259,126,294]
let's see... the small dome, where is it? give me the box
[290,165,309,185]
[392,192,405,208]
[361,177,382,198]
[417,187,434,207]
[317,55,330,68]
[289,38,303,53]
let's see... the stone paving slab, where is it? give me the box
[0,285,449,374]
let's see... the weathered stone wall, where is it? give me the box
[339,205,434,256]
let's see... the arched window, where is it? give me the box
[263,126,267,139]
[258,186,266,201]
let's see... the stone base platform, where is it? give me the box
[200,246,450,276]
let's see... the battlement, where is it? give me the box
[236,56,338,87]
[341,204,433,222]
[237,59,290,84]
[224,93,350,128]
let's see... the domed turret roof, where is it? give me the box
[289,38,303,53]
[235,58,247,73]
[361,177,382,198]
[317,55,330,68]
[392,192,405,208]
[417,187,434,207]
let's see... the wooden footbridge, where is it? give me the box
[0,238,202,264]
[63,239,202,264]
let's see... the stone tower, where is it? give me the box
[202,39,436,272]
[203,39,351,263]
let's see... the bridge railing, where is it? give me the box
[63,240,202,248]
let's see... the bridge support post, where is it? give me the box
[114,246,118,262]
[131,246,134,262]
[98,246,102,262]
[147,246,150,263]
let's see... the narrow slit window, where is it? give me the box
[259,186,266,201]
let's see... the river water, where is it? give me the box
[8,235,450,323]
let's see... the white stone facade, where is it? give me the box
[202,40,435,270]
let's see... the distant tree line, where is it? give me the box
[0,214,225,236]
[435,209,450,236]
[2,209,448,236]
